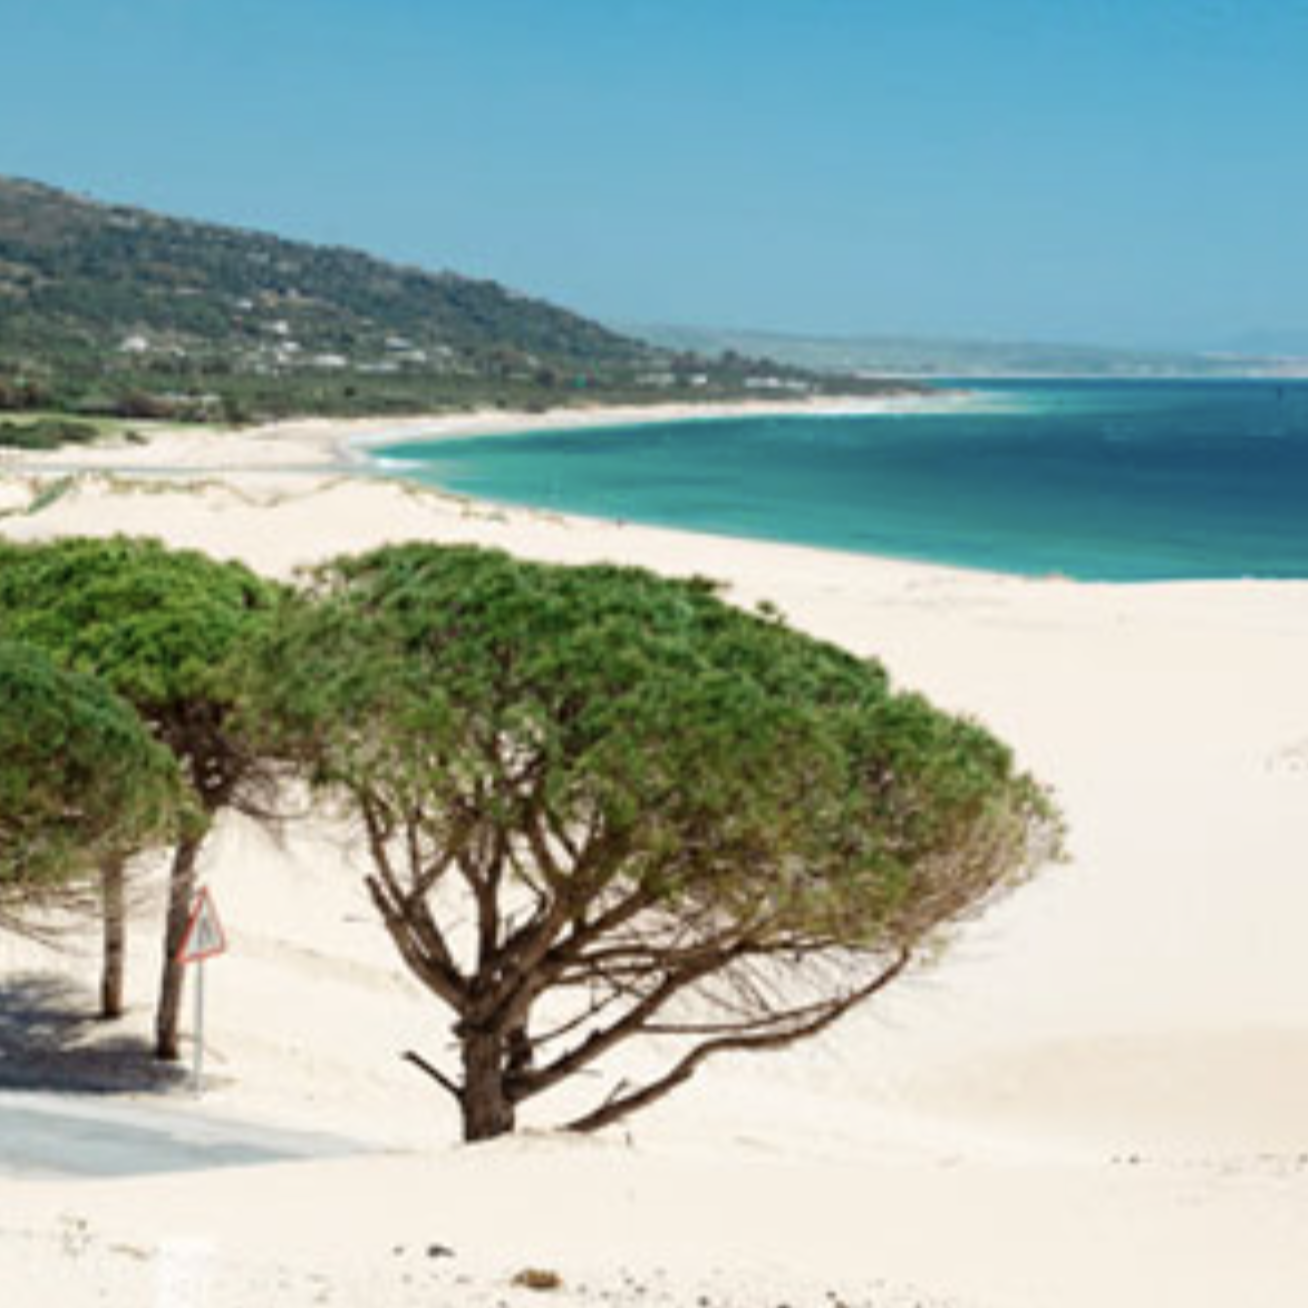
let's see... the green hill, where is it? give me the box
[0,178,906,422]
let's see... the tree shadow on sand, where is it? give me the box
[0,972,187,1094]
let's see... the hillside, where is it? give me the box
[0,178,900,421]
[629,323,1304,379]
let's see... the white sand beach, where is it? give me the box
[2,405,1307,1307]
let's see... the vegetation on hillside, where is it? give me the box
[0,177,910,423]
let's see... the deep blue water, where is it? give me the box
[371,381,1308,581]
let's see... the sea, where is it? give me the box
[369,380,1308,582]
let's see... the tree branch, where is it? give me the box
[563,947,914,1133]
[365,874,466,1009]
[402,1049,463,1105]
[512,945,744,1102]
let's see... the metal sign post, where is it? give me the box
[193,958,205,1095]
[175,887,227,1097]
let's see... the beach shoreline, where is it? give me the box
[337,388,980,461]
[1,389,977,478]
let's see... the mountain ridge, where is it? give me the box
[0,177,900,421]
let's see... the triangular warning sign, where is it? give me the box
[176,887,227,964]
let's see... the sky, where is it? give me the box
[1,0,1306,349]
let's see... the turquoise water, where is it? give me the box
[372,381,1308,581]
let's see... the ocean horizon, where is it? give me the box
[370,380,1308,582]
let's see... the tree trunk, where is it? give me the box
[154,833,204,1060]
[460,1030,516,1142]
[99,858,127,1020]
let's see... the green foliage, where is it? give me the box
[249,544,1062,1135]
[260,545,1056,943]
[0,641,184,911]
[0,536,281,1051]
[0,416,102,450]
[0,536,279,805]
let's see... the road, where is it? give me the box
[0,1091,364,1178]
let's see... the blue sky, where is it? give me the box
[1,0,1305,348]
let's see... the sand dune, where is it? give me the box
[2,408,1306,1306]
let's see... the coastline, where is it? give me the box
[2,390,976,480]
[337,388,980,462]
[2,404,1308,1307]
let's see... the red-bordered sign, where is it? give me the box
[176,887,227,965]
